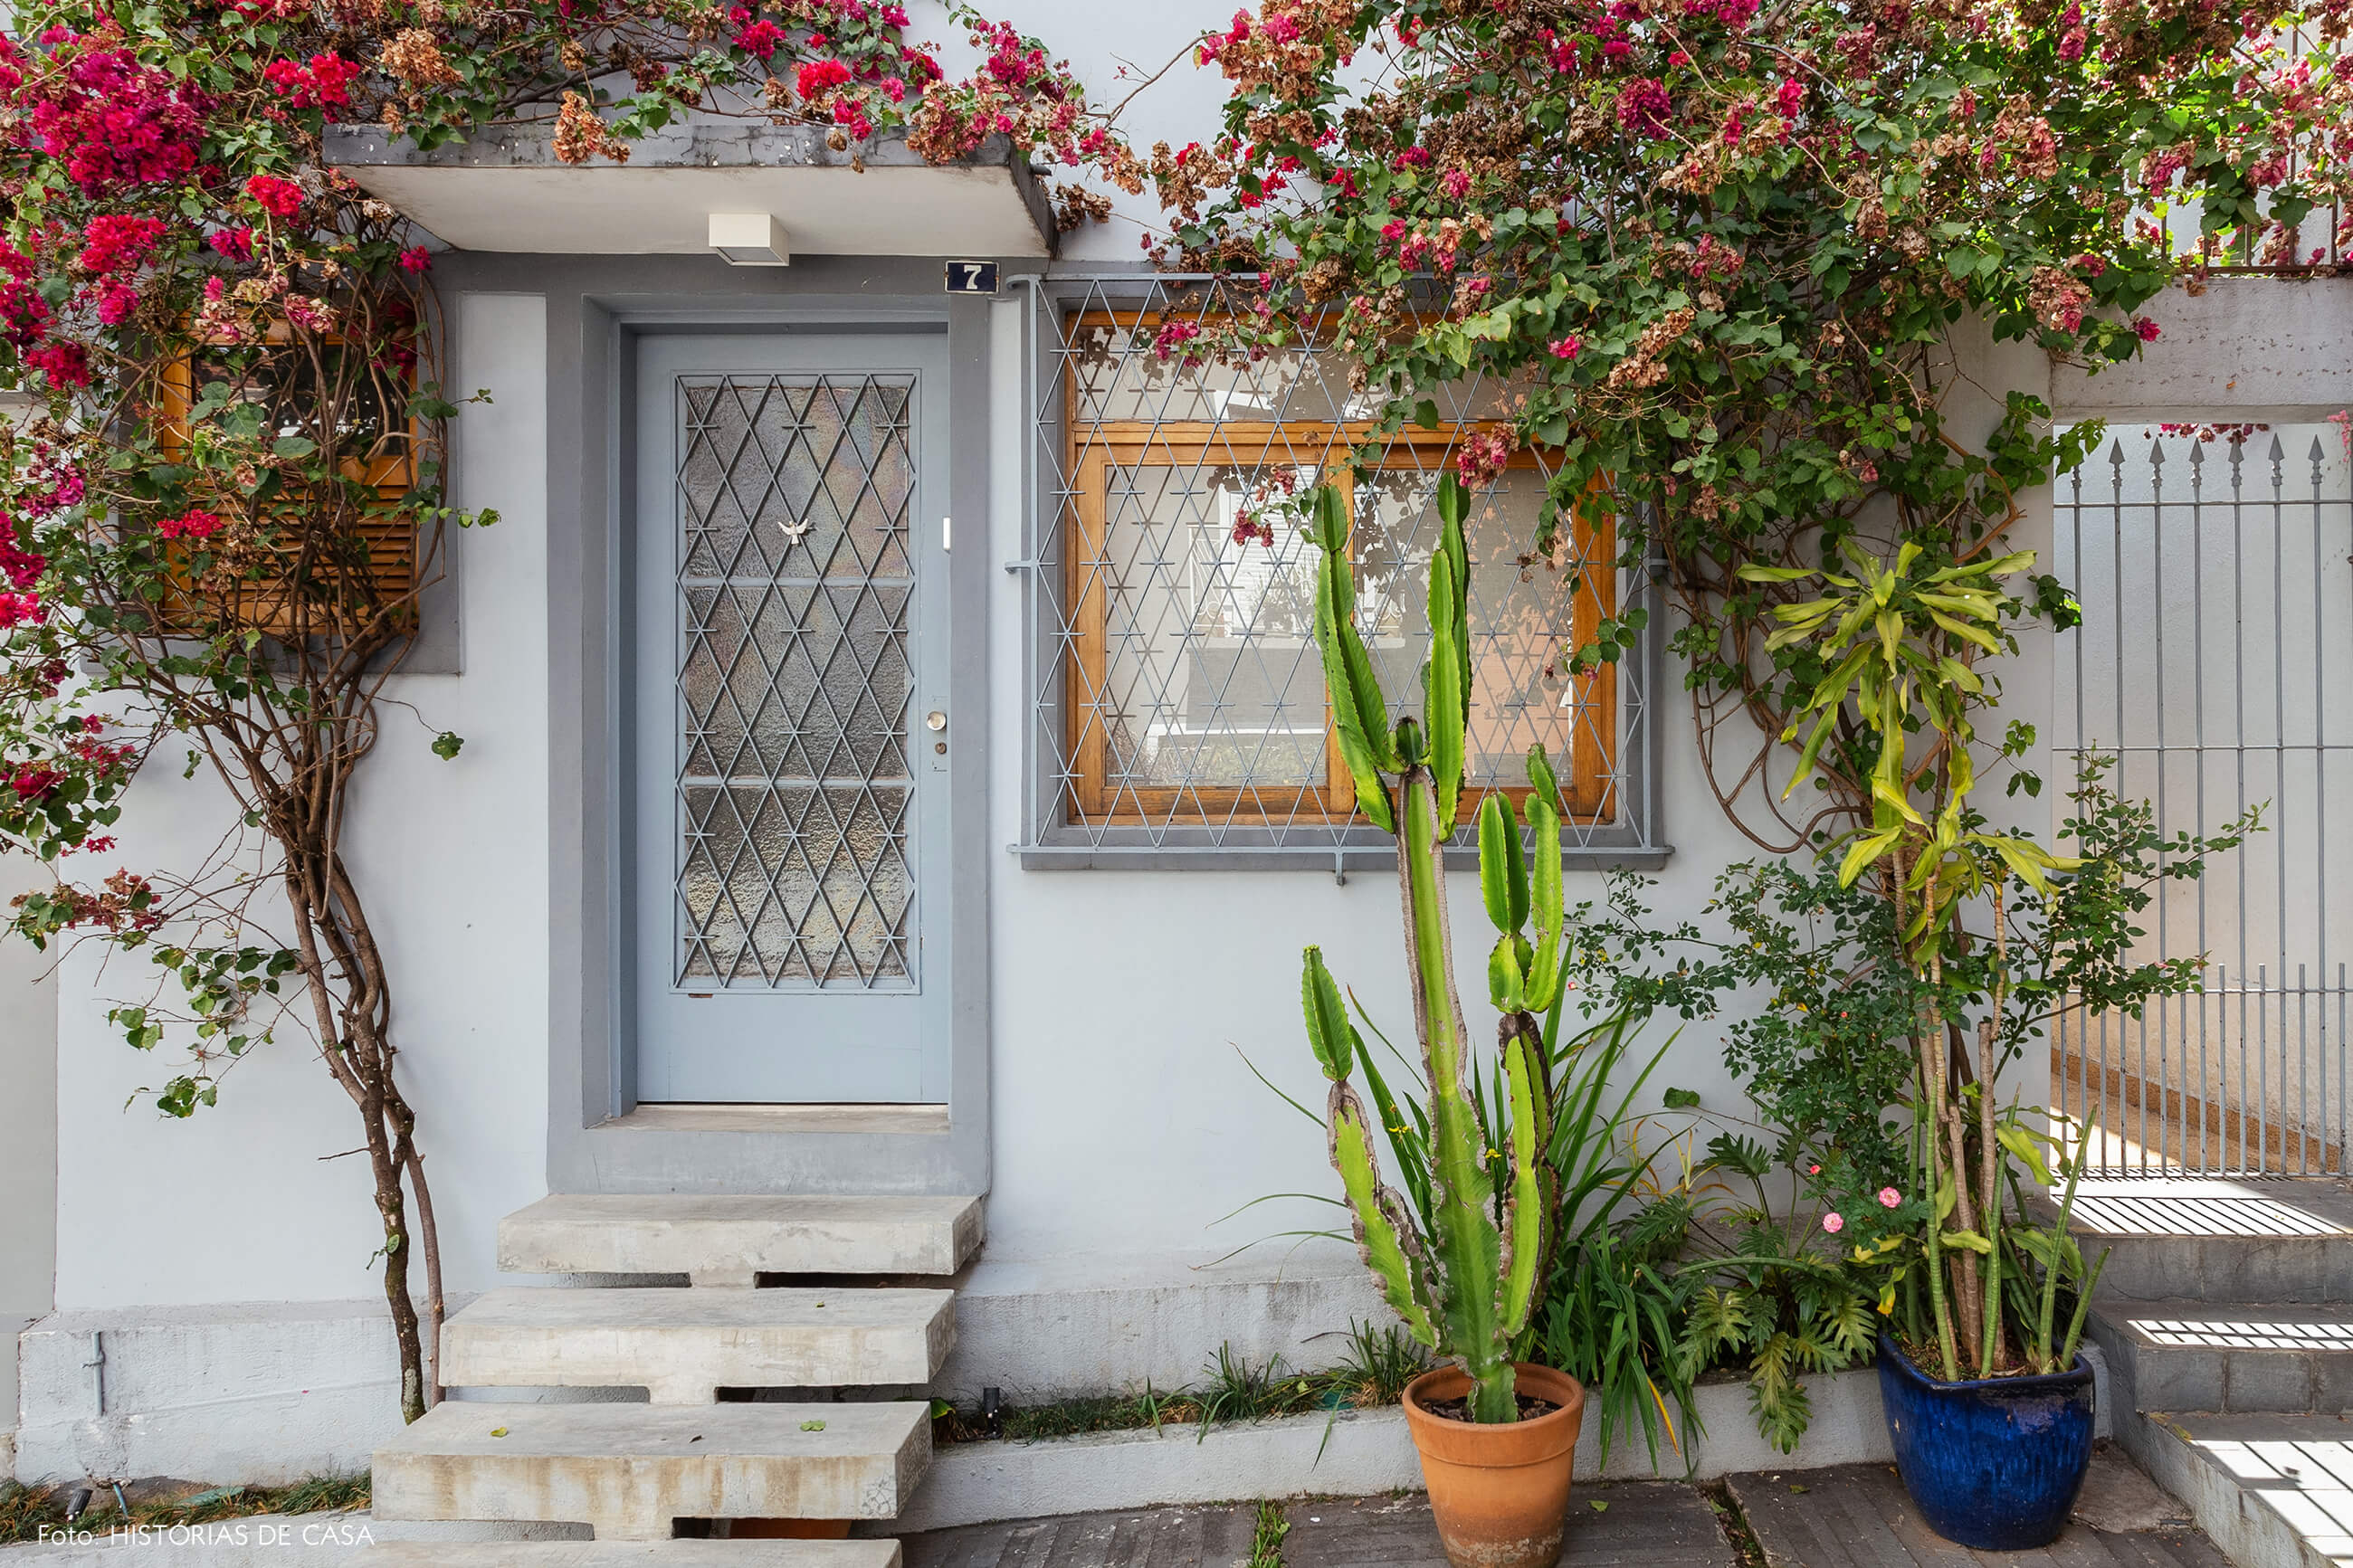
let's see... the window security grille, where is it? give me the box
[1010,275,1666,872]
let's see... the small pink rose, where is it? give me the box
[1807,1163,1821,1175]
[1823,1212,1844,1234]
[1879,1186,1901,1208]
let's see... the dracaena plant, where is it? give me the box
[1749,538,2142,1383]
[1295,473,1651,1422]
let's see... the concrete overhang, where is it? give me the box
[322,122,1057,258]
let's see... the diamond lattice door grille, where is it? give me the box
[672,374,918,990]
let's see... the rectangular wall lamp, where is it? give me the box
[709,213,791,266]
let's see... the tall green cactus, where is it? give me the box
[1300,474,1571,1424]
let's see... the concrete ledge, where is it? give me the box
[13,1300,452,1485]
[885,1359,2033,1534]
[935,1250,1393,1404]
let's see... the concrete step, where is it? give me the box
[2130,1411,2353,1568]
[359,1545,900,1566]
[372,1400,930,1540]
[2096,1298,2353,1414]
[440,1288,956,1402]
[500,1196,985,1287]
[2025,1180,2353,1303]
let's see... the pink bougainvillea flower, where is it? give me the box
[1619,79,1672,134]
[9,764,64,800]
[1822,1212,1844,1234]
[25,341,91,388]
[795,58,852,100]
[244,174,306,218]
[263,52,359,109]
[1548,336,1582,359]
[1879,1186,1901,1208]
[2134,317,2162,343]
[209,226,256,261]
[396,246,433,273]
[79,214,167,276]
[157,508,224,541]
[736,20,786,59]
[94,280,140,326]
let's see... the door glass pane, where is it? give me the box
[674,375,916,989]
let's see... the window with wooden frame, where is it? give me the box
[157,329,422,639]
[1044,304,1623,846]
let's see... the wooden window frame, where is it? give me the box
[155,330,424,636]
[1062,395,1619,830]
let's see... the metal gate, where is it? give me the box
[2053,421,2353,1174]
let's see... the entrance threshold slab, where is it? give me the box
[611,1105,951,1136]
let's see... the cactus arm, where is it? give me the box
[1434,475,1473,735]
[1300,946,1357,1082]
[1399,765,1516,1421]
[1478,794,1529,936]
[1426,545,1469,838]
[1329,1081,1439,1347]
[1499,1033,1545,1339]
[1522,748,1567,1013]
[1308,484,1399,831]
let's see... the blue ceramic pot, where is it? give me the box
[1876,1331,2096,1550]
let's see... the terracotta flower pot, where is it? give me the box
[1402,1362,1587,1568]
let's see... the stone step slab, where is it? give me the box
[2025,1181,2353,1304]
[440,1288,955,1402]
[2133,1411,2353,1568]
[2098,1297,2353,1414]
[372,1401,930,1541]
[500,1196,985,1287]
[360,1544,900,1566]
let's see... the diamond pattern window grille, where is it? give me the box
[672,374,919,988]
[1015,277,1660,863]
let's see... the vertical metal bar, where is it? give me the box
[2312,438,2334,1171]
[2192,442,2212,1172]
[2233,440,2253,1174]
[2115,442,2140,1169]
[2067,454,2091,1162]
[2271,437,2290,1174]
[2261,962,2272,1174]
[2155,441,2174,1168]
[2301,963,2312,1174]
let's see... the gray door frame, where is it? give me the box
[439,252,994,1196]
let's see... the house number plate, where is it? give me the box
[945,261,1000,294]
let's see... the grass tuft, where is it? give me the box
[930,1322,1429,1447]
[0,1474,370,1546]
[1248,1498,1291,1567]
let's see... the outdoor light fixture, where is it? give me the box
[708,213,791,267]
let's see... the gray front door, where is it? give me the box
[633,334,951,1103]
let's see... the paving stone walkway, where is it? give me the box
[896,1449,2233,1568]
[897,1480,1730,1568]
[1727,1459,2230,1567]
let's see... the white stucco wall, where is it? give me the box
[1,853,57,1454]
[45,292,550,1316]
